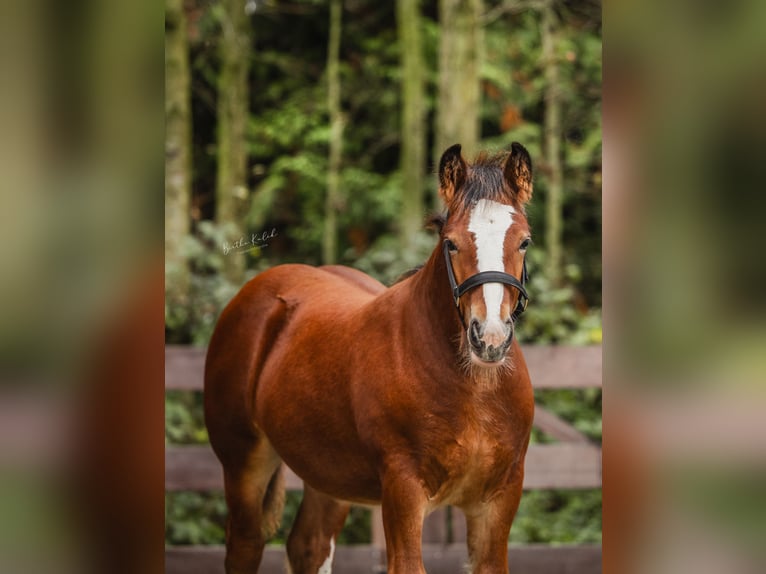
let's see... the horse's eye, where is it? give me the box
[520,238,531,251]
[445,239,458,253]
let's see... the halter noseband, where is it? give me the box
[442,240,529,329]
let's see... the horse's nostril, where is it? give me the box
[469,319,483,349]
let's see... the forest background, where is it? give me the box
[164,0,601,547]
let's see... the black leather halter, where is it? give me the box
[442,240,529,329]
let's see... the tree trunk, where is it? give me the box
[323,0,343,265]
[542,0,563,287]
[435,0,483,197]
[397,0,426,252]
[216,0,252,284]
[165,0,192,299]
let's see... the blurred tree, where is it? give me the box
[215,0,252,283]
[397,0,426,252]
[165,0,192,304]
[323,0,344,264]
[542,0,564,287]
[435,0,483,193]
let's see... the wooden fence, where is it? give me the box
[166,345,602,573]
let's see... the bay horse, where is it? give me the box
[204,142,535,574]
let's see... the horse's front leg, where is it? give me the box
[380,466,428,574]
[463,473,525,574]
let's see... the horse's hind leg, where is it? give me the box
[220,436,284,574]
[286,485,350,574]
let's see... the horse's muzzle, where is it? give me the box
[468,318,513,364]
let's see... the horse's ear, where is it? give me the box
[504,142,533,205]
[438,143,467,205]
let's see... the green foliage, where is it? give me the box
[481,7,602,308]
[531,388,602,446]
[339,507,372,544]
[166,390,208,444]
[234,5,410,270]
[166,492,227,545]
[510,489,602,544]
[522,386,601,542]
[516,248,602,345]
[353,228,435,285]
[165,490,372,547]
[165,220,275,345]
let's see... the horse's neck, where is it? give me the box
[401,249,511,394]
[406,246,465,351]
[393,247,519,392]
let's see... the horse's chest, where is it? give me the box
[428,423,513,506]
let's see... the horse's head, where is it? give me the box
[437,142,533,367]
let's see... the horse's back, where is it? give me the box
[319,264,387,295]
[245,263,383,303]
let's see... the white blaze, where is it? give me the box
[317,537,335,574]
[467,199,515,329]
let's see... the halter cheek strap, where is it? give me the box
[443,240,529,329]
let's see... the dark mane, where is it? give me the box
[460,150,513,210]
[392,265,423,285]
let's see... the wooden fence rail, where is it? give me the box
[166,443,602,492]
[165,345,602,573]
[165,345,602,391]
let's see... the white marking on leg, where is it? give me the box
[317,536,335,574]
[467,199,515,329]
